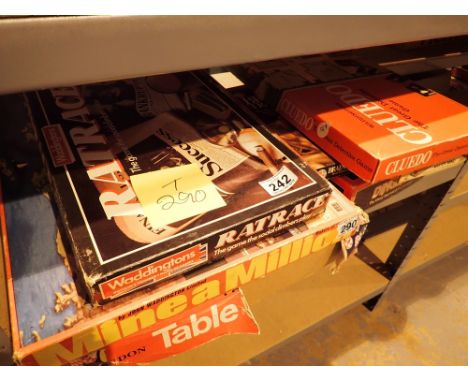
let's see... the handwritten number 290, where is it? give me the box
[157,177,207,210]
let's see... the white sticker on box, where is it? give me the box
[210,72,245,89]
[259,165,300,196]
[338,217,358,237]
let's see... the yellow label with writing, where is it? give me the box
[130,164,226,229]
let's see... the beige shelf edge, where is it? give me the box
[1,16,468,94]
[150,247,388,366]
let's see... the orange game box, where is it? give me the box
[278,75,468,183]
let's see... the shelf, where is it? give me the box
[401,200,468,274]
[449,165,468,201]
[150,246,388,366]
[444,192,468,209]
[360,199,468,277]
[363,224,407,264]
[0,19,467,364]
[1,16,468,94]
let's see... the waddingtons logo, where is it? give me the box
[42,124,76,167]
[99,244,208,299]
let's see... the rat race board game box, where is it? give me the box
[278,75,468,183]
[24,71,331,303]
[195,69,347,179]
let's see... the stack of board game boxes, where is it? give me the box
[3,42,467,365]
[1,88,367,365]
[200,48,468,212]
[22,71,333,304]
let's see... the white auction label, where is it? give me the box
[338,217,358,236]
[259,165,300,196]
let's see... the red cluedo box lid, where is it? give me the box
[278,75,468,183]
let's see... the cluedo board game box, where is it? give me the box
[278,75,468,183]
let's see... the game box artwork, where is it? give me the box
[25,72,331,303]
[195,69,347,179]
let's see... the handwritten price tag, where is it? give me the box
[130,164,227,230]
